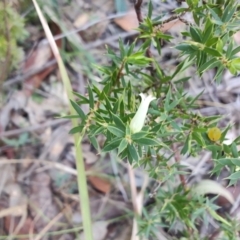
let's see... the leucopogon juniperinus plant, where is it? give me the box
[68,0,240,239]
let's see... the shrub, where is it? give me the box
[69,0,240,238]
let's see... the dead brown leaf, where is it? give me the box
[4,216,33,239]
[159,19,185,33]
[22,42,56,96]
[88,174,111,194]
[114,10,139,32]
[29,172,60,232]
[217,185,240,208]
[73,13,89,28]
[79,12,109,42]
[22,23,62,96]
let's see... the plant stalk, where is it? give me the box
[32,0,93,239]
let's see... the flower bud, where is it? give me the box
[130,93,156,133]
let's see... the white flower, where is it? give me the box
[130,93,156,133]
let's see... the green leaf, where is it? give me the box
[104,94,113,112]
[164,87,171,111]
[192,132,205,146]
[174,7,188,14]
[216,38,223,53]
[111,113,126,132]
[92,84,101,97]
[222,2,236,23]
[231,142,239,158]
[133,138,159,146]
[208,207,231,227]
[189,89,204,106]
[128,144,139,161]
[61,115,79,119]
[154,59,164,78]
[69,125,84,134]
[139,38,151,52]
[202,23,213,43]
[205,36,218,47]
[226,40,234,59]
[220,124,231,143]
[118,138,128,155]
[175,44,196,54]
[206,145,222,159]
[88,85,94,109]
[231,58,240,70]
[226,171,240,180]
[170,121,181,131]
[119,38,125,59]
[197,51,207,68]
[89,135,99,151]
[217,158,232,166]
[203,47,221,57]
[214,65,224,83]
[127,41,136,56]
[147,0,153,18]
[190,27,202,42]
[223,144,231,155]
[70,100,86,120]
[120,148,128,159]
[102,82,111,97]
[172,58,193,79]
[102,138,122,152]
[231,159,240,167]
[73,91,89,104]
[107,125,125,137]
[228,64,237,75]
[198,58,219,73]
[131,131,148,140]
[192,10,200,25]
[91,126,104,135]
[174,77,191,84]
[234,135,240,145]
[207,6,223,25]
[231,46,240,56]
[181,134,191,155]
[138,144,143,158]
[168,99,181,112]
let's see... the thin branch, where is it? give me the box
[134,0,144,23]
[128,162,140,240]
[0,158,78,175]
[134,0,155,78]
[0,118,68,137]
[116,59,126,87]
[173,143,187,190]
[3,59,56,89]
[49,12,133,43]
[152,12,189,27]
